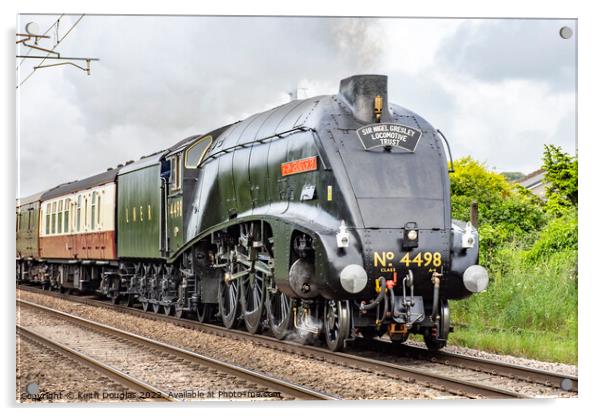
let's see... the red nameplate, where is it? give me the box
[281,156,318,177]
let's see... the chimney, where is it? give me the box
[338,74,390,124]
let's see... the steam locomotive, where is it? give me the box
[16,74,489,351]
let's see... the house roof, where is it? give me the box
[516,168,545,189]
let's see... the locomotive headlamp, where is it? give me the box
[340,264,368,294]
[336,220,350,248]
[402,222,419,250]
[463,265,489,293]
[462,222,476,249]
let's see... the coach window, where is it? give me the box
[97,195,101,227]
[16,212,20,233]
[91,192,97,230]
[27,210,32,232]
[64,198,70,233]
[45,204,50,235]
[170,155,182,191]
[76,195,82,231]
[185,136,213,169]
[84,197,89,229]
[57,200,63,234]
[51,202,57,234]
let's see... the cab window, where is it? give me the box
[184,136,212,169]
[170,155,182,191]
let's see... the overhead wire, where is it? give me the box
[15,14,64,71]
[17,14,85,89]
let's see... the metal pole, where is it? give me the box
[470,201,479,229]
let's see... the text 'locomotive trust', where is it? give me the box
[356,123,422,152]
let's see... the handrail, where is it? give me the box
[436,129,455,173]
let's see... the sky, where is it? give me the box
[16,15,577,197]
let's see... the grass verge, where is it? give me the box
[447,211,578,364]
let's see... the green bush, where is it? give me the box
[449,157,545,269]
[542,144,578,215]
[525,208,578,265]
[448,150,578,363]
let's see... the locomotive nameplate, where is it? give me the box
[357,123,422,152]
[281,156,318,177]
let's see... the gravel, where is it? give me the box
[18,307,283,402]
[17,289,453,400]
[404,338,578,377]
[352,347,575,398]
[16,332,143,403]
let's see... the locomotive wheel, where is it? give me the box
[152,302,161,314]
[195,303,213,323]
[266,290,292,340]
[219,278,240,329]
[324,300,351,351]
[163,304,173,316]
[240,270,266,333]
[423,299,450,351]
[109,278,121,304]
[120,294,135,307]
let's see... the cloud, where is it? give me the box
[17,16,577,197]
[436,19,576,91]
[432,73,575,172]
[17,16,385,196]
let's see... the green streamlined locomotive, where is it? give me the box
[16,75,488,351]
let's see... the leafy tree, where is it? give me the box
[449,157,546,267]
[450,157,544,232]
[501,171,525,182]
[542,144,578,215]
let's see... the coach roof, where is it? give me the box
[16,191,44,208]
[40,168,119,201]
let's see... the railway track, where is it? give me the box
[17,298,337,401]
[17,325,175,402]
[17,284,577,399]
[352,337,578,393]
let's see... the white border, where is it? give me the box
[3,1,599,416]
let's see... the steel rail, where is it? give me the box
[19,285,575,397]
[17,286,543,398]
[17,298,337,401]
[16,324,177,401]
[17,288,528,399]
[353,337,578,393]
